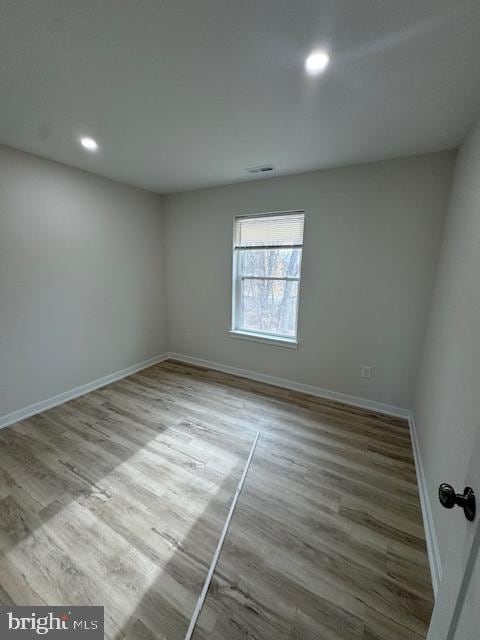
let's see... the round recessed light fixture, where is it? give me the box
[305,50,330,76]
[80,136,98,151]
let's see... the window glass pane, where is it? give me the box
[240,248,301,278]
[240,279,299,337]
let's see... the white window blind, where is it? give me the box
[231,211,305,343]
[234,212,305,248]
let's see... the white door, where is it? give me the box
[427,427,480,639]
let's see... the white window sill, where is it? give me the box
[228,330,299,349]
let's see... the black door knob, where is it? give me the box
[438,483,476,522]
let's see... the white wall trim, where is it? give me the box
[167,352,410,419]
[167,352,441,593]
[0,353,169,430]
[408,411,442,596]
[0,348,441,598]
[228,330,298,349]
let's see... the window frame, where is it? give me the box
[230,210,305,348]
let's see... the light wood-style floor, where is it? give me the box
[0,360,433,639]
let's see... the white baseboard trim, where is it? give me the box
[167,352,440,594]
[0,353,169,431]
[1,351,439,598]
[166,352,410,419]
[408,411,442,596]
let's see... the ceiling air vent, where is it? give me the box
[246,164,275,174]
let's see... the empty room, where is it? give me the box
[1,2,480,639]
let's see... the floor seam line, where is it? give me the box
[184,430,261,640]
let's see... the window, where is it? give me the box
[230,210,305,346]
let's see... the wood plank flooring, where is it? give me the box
[0,360,433,639]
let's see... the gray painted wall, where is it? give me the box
[0,145,166,417]
[414,115,480,566]
[164,152,454,409]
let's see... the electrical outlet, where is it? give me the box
[361,366,372,379]
[185,330,192,343]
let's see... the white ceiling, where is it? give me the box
[1,0,480,193]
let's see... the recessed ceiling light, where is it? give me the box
[305,50,330,76]
[80,136,98,151]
